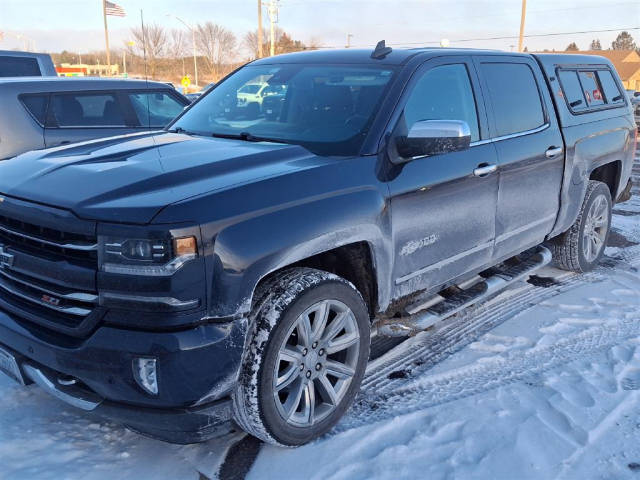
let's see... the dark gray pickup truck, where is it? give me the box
[0,43,635,447]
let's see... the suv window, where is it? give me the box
[51,92,127,127]
[558,70,587,111]
[597,70,624,105]
[128,91,185,127]
[578,71,604,107]
[21,94,48,125]
[403,64,480,142]
[481,62,545,137]
[0,56,41,77]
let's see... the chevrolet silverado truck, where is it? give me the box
[0,43,635,447]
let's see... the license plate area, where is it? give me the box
[0,345,25,385]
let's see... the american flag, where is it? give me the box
[105,0,126,17]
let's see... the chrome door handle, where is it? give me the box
[545,146,563,158]
[473,164,498,177]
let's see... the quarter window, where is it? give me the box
[0,56,41,77]
[481,62,545,137]
[128,91,186,127]
[21,94,48,125]
[404,64,480,142]
[51,93,127,127]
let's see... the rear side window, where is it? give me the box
[578,71,604,107]
[404,64,480,142]
[51,92,127,127]
[0,56,41,77]
[20,94,48,126]
[597,70,624,104]
[481,63,545,137]
[128,91,185,127]
[558,70,587,111]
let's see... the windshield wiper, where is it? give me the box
[211,131,290,144]
[167,127,199,136]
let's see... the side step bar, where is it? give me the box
[374,246,553,337]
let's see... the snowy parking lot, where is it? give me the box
[1,146,640,480]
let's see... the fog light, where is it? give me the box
[133,357,158,395]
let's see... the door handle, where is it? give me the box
[545,146,563,158]
[473,163,498,177]
[58,141,71,146]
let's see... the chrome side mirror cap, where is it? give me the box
[395,119,471,160]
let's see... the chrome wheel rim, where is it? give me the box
[273,299,360,428]
[583,193,609,263]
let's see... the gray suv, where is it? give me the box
[0,77,189,160]
[0,50,57,77]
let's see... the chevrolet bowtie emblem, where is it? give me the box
[0,245,14,269]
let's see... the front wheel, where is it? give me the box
[232,268,370,446]
[551,180,612,272]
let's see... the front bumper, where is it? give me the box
[0,308,247,443]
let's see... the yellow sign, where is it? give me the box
[181,76,191,88]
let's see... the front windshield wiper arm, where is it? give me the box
[211,131,290,145]
[167,127,199,136]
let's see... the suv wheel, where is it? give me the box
[232,268,370,446]
[551,180,612,272]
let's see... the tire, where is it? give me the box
[551,180,612,272]
[232,268,370,446]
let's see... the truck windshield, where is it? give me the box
[170,64,397,155]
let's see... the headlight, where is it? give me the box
[99,235,198,276]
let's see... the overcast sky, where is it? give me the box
[1,0,638,56]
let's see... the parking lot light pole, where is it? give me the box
[167,14,198,87]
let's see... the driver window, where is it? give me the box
[404,64,480,142]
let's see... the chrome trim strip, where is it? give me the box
[0,224,97,251]
[23,365,103,411]
[100,292,200,310]
[470,123,550,147]
[0,275,92,316]
[395,241,493,285]
[494,214,557,244]
[0,269,97,303]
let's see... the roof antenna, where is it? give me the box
[371,40,392,59]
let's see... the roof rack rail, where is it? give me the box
[371,40,393,60]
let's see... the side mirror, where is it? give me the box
[395,119,471,160]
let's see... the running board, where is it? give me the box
[374,246,552,337]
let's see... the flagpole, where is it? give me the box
[102,0,111,76]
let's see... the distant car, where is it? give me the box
[184,83,216,103]
[0,77,189,160]
[0,50,57,77]
[237,82,286,118]
[627,90,640,127]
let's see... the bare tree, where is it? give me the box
[590,39,602,50]
[196,22,237,79]
[565,42,579,52]
[611,31,636,50]
[130,23,168,78]
[243,26,313,59]
[169,29,188,76]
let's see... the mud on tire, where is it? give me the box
[232,268,370,446]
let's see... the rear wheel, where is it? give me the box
[232,268,370,446]
[551,180,612,272]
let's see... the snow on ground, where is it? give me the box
[1,151,640,479]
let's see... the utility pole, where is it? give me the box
[518,0,527,53]
[102,0,111,75]
[268,0,278,57]
[257,0,263,58]
[346,33,353,48]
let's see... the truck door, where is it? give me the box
[387,57,499,297]
[474,56,565,260]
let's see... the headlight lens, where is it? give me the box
[99,235,198,276]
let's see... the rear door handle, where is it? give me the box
[473,163,498,177]
[545,146,563,158]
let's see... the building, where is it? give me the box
[55,63,120,77]
[577,50,640,91]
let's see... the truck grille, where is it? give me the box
[0,210,102,337]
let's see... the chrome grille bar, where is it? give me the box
[0,224,97,252]
[0,269,97,303]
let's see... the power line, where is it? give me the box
[310,26,640,50]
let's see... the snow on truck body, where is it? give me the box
[0,45,634,446]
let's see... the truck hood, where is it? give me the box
[0,132,318,224]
